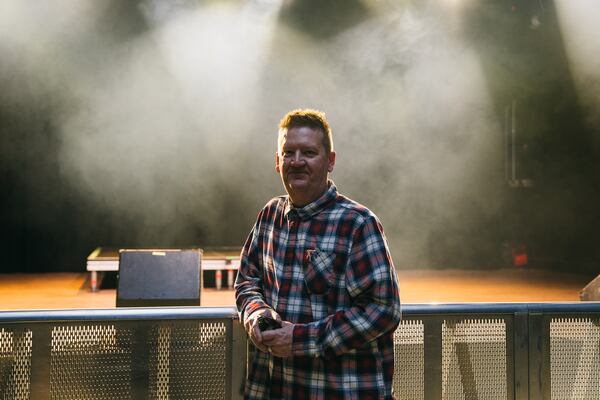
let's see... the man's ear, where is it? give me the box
[275,152,281,173]
[327,151,336,173]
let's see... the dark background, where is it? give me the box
[1,0,599,274]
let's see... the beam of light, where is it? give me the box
[317,2,502,268]
[141,0,283,140]
[439,0,474,9]
[555,1,600,133]
[0,0,108,106]
[437,0,476,17]
[4,0,506,263]
[0,1,105,60]
[435,0,477,32]
[55,0,285,246]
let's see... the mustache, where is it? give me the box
[287,167,307,173]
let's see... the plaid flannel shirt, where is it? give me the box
[235,182,401,400]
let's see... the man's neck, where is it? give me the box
[288,183,330,208]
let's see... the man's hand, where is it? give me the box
[244,308,281,352]
[261,321,294,357]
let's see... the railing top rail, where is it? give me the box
[1,302,600,324]
[402,302,600,315]
[0,306,239,323]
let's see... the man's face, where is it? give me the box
[275,126,336,207]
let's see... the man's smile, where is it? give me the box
[288,170,308,177]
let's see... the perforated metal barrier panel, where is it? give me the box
[2,304,600,400]
[550,318,600,400]
[45,321,229,400]
[442,319,507,400]
[50,325,134,400]
[147,322,228,399]
[0,328,32,400]
[394,320,424,400]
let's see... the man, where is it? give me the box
[235,109,401,399]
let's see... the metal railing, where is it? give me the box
[1,303,599,399]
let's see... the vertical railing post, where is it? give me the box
[29,323,51,400]
[230,318,247,400]
[513,312,529,400]
[131,321,150,400]
[540,316,551,400]
[528,312,550,400]
[423,317,443,400]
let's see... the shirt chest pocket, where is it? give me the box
[303,250,336,295]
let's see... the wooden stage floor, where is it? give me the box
[0,268,593,311]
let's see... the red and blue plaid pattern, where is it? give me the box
[235,182,401,399]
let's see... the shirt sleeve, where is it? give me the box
[291,215,401,358]
[234,211,271,324]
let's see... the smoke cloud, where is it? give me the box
[3,0,570,269]
[556,0,600,140]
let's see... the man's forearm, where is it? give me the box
[291,297,401,358]
[235,281,270,322]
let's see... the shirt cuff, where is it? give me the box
[243,301,269,321]
[292,323,321,357]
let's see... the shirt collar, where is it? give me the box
[284,181,338,220]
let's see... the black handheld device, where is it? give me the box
[257,316,282,331]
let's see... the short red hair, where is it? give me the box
[278,108,334,153]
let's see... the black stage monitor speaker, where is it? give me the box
[116,249,202,307]
[580,274,600,301]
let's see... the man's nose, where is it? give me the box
[290,151,305,165]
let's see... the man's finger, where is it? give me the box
[250,337,268,352]
[268,343,292,358]
[256,344,269,352]
[261,323,292,346]
[252,325,263,343]
[261,329,281,345]
[247,324,269,351]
